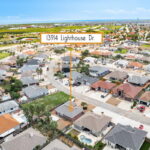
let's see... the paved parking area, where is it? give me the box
[117,100,132,111]
[106,97,121,106]
[103,145,116,150]
[85,91,112,103]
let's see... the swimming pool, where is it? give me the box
[80,135,92,144]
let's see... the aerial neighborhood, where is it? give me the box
[0,22,150,150]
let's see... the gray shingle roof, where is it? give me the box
[74,112,111,133]
[23,85,48,99]
[21,76,38,85]
[65,71,83,81]
[104,124,147,150]
[1,133,47,150]
[77,74,99,84]
[62,56,79,62]
[26,59,40,65]
[0,101,19,113]
[128,75,149,85]
[89,66,109,73]
[89,66,110,76]
[55,101,83,119]
[20,65,39,73]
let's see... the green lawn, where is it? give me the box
[142,44,150,48]
[22,92,69,111]
[0,26,90,34]
[115,49,128,54]
[140,141,150,150]
[0,52,11,59]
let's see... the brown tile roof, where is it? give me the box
[139,91,150,102]
[0,114,20,134]
[90,51,112,56]
[91,80,116,90]
[128,62,143,68]
[113,83,143,99]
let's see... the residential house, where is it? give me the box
[43,139,80,150]
[19,65,39,74]
[26,59,40,66]
[0,114,20,138]
[0,101,19,115]
[34,54,48,62]
[20,76,39,86]
[128,61,143,69]
[128,75,149,86]
[89,66,110,77]
[23,85,48,100]
[107,71,128,82]
[138,91,150,106]
[74,112,111,137]
[83,57,96,64]
[76,74,99,86]
[112,83,143,101]
[61,56,80,66]
[2,56,17,67]
[64,71,83,85]
[104,124,147,150]
[115,60,129,68]
[91,80,116,93]
[0,69,6,83]
[145,64,150,72]
[55,101,83,121]
[0,128,47,150]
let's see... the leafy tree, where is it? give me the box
[10,91,20,99]
[16,58,24,67]
[81,50,89,58]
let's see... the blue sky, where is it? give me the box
[0,0,150,24]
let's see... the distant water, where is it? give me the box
[55,19,150,24]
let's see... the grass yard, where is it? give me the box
[140,141,150,150]
[22,92,69,111]
[68,129,80,137]
[142,44,150,48]
[0,52,11,59]
[115,49,128,54]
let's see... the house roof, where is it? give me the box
[104,124,147,150]
[0,101,19,113]
[23,85,48,99]
[1,132,46,150]
[128,75,149,85]
[55,101,83,119]
[91,80,116,90]
[89,66,109,73]
[139,91,150,102]
[21,76,38,85]
[74,112,111,133]
[77,74,99,84]
[26,59,40,65]
[62,56,79,62]
[108,71,128,81]
[20,65,39,73]
[128,62,143,68]
[115,60,128,66]
[113,83,143,99]
[0,114,20,134]
[65,71,83,81]
[43,139,80,150]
